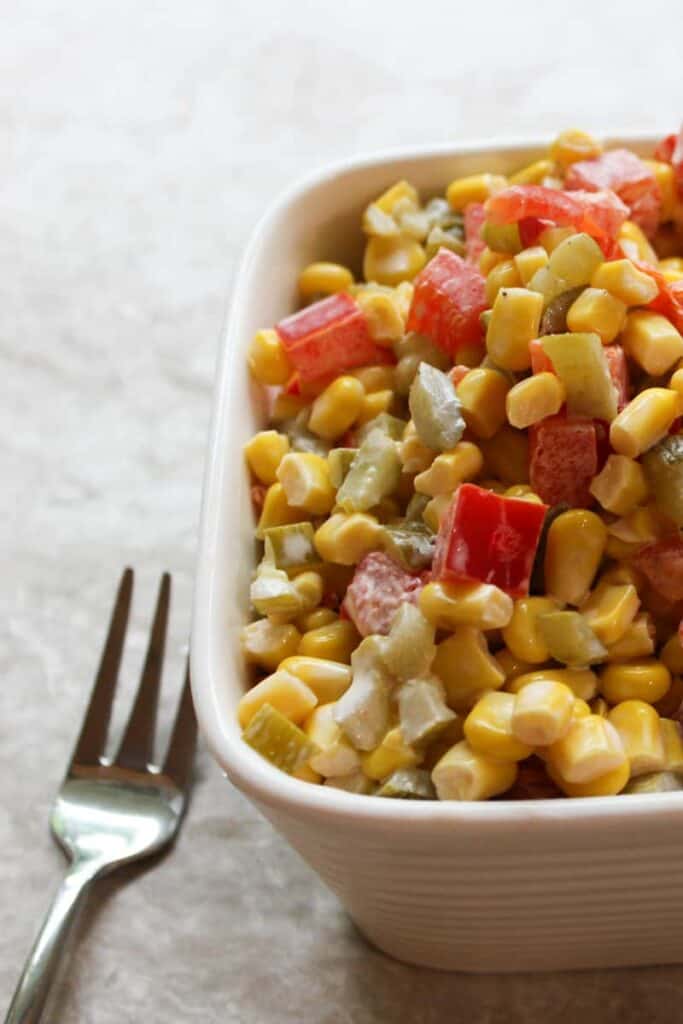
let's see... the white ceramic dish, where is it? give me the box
[192,134,683,972]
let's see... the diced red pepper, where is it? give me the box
[603,344,630,411]
[655,134,676,164]
[529,337,556,375]
[633,538,683,604]
[432,483,547,598]
[406,248,487,356]
[633,259,683,333]
[342,552,425,637]
[529,415,598,508]
[654,126,683,197]
[486,185,629,247]
[464,202,487,264]
[519,217,552,247]
[276,292,377,382]
[565,149,662,238]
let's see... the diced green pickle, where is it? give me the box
[397,677,456,746]
[624,771,683,794]
[405,492,431,523]
[283,410,330,457]
[409,363,465,451]
[382,521,435,570]
[324,771,376,794]
[538,611,607,666]
[540,287,585,336]
[243,703,318,773]
[425,225,466,259]
[356,412,407,443]
[382,604,437,681]
[336,429,402,513]
[250,560,302,617]
[541,332,617,421]
[327,448,358,489]
[264,523,319,572]
[334,636,393,750]
[378,768,436,799]
[481,220,522,254]
[642,435,683,526]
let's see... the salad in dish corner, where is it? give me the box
[237,126,683,803]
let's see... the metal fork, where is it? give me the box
[5,568,197,1024]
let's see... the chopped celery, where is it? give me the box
[405,492,431,523]
[409,363,465,451]
[481,220,522,254]
[397,677,456,747]
[264,523,319,573]
[284,410,330,457]
[382,604,436,681]
[538,611,607,666]
[250,559,302,617]
[642,435,683,526]
[540,287,585,335]
[624,771,683,794]
[378,768,436,799]
[243,703,318,773]
[356,412,407,443]
[381,521,435,571]
[336,429,402,513]
[541,332,618,421]
[327,448,358,488]
[333,636,393,750]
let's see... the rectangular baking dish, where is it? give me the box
[192,134,683,972]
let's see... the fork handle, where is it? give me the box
[4,859,101,1024]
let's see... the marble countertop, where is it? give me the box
[2,2,683,1020]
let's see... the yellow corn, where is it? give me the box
[510,159,557,186]
[660,718,683,773]
[497,649,539,682]
[298,619,359,665]
[599,660,671,705]
[356,288,406,345]
[304,704,360,777]
[655,674,683,718]
[502,597,561,664]
[292,761,322,784]
[296,608,337,632]
[422,494,453,533]
[548,232,605,286]
[432,627,506,711]
[314,513,382,565]
[479,247,509,276]
[660,257,683,274]
[271,392,308,422]
[505,373,565,429]
[660,634,683,675]
[622,310,683,376]
[400,420,436,474]
[256,482,307,539]
[591,697,610,717]
[485,259,522,305]
[277,452,335,515]
[421,717,466,771]
[479,478,507,494]
[244,430,291,485]
[414,442,483,496]
[609,388,681,458]
[589,454,649,516]
[308,376,364,441]
[644,160,677,221]
[550,129,602,168]
[606,614,655,661]
[579,582,640,646]
[240,619,301,672]
[373,179,419,215]
[464,691,532,762]
[420,580,514,632]
[298,261,353,299]
[511,680,576,747]
[608,700,664,777]
[479,426,529,484]
[279,656,352,704]
[237,669,318,729]
[566,287,627,344]
[432,740,518,800]
[355,389,394,425]
[548,759,629,797]
[514,245,549,286]
[507,668,598,702]
[363,234,426,286]
[590,258,660,306]
[360,726,421,781]
[670,366,683,397]
[290,572,324,617]
[547,714,626,783]
[456,369,510,439]
[247,328,292,386]
[350,364,395,393]
[572,698,592,720]
[618,220,657,265]
[486,288,543,371]
[446,173,507,211]
[538,225,576,254]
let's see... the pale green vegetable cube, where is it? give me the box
[336,429,402,513]
[243,704,318,773]
[409,363,465,451]
[378,768,436,799]
[538,611,607,666]
[542,332,618,421]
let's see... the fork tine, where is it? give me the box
[71,567,134,767]
[115,573,171,771]
[163,658,197,792]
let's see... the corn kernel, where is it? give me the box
[485,259,522,305]
[464,691,532,762]
[456,368,510,439]
[351,364,396,393]
[247,328,292,386]
[356,288,405,345]
[308,376,364,441]
[400,420,436,474]
[277,452,335,515]
[507,668,598,702]
[510,159,557,186]
[414,442,483,496]
[660,718,683,773]
[240,619,301,672]
[296,607,337,632]
[599,660,671,705]
[572,698,592,720]
[244,430,291,485]
[293,761,322,784]
[644,160,677,221]
[363,235,426,286]
[486,288,543,371]
[514,245,549,285]
[279,656,352,704]
[606,614,655,661]
[505,373,565,429]
[538,225,577,254]
[619,220,657,265]
[304,703,360,777]
[479,247,509,276]
[271,392,308,422]
[550,129,602,168]
[608,700,664,777]
[511,680,575,747]
[547,714,625,783]
[579,582,640,646]
[591,697,610,717]
[422,494,452,533]
[421,717,466,771]
[237,669,318,729]
[290,572,324,616]
[655,675,683,718]
[590,258,660,306]
[670,367,683,397]
[548,232,605,286]
[497,649,538,682]
[256,482,308,539]
[446,173,507,211]
[420,580,514,632]
[660,634,683,675]
[432,740,518,800]
[298,619,359,665]
[314,513,382,565]
[503,597,561,664]
[622,310,683,376]
[355,389,394,425]
[548,759,629,797]
[610,388,681,458]
[360,726,421,781]
[298,261,353,299]
[479,426,529,484]
[432,628,506,711]
[566,287,627,344]
[589,455,649,516]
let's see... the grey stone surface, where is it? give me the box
[1,2,683,1020]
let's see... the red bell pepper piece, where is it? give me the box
[342,552,424,637]
[464,202,487,264]
[565,149,662,238]
[529,337,556,375]
[432,483,548,598]
[529,415,598,508]
[654,126,683,196]
[632,259,683,333]
[519,217,552,247]
[406,248,487,357]
[603,344,630,411]
[486,185,629,248]
[655,134,676,164]
[276,292,378,382]
[634,538,683,604]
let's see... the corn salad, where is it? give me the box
[240,126,683,801]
